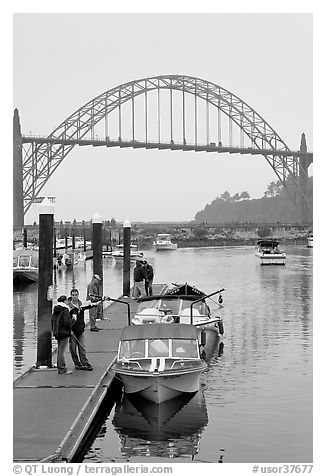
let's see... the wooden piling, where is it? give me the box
[123,219,131,297]
[23,228,27,248]
[92,213,103,296]
[72,227,76,250]
[36,198,54,368]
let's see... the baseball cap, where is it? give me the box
[93,274,101,280]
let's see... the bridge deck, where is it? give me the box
[21,136,313,159]
[13,284,165,462]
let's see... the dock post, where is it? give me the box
[23,228,27,248]
[65,226,68,248]
[36,198,54,368]
[72,227,76,250]
[53,227,56,258]
[92,212,103,297]
[123,219,131,297]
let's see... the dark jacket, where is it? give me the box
[51,303,75,341]
[144,264,154,281]
[134,263,146,282]
[86,280,102,302]
[67,298,97,336]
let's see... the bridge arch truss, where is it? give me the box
[20,75,312,216]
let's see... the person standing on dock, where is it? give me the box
[68,288,97,371]
[51,295,76,375]
[143,260,154,296]
[132,260,146,299]
[86,274,103,331]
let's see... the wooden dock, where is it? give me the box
[13,285,165,462]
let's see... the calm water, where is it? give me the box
[13,245,313,463]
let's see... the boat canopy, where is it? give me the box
[164,283,205,297]
[256,239,279,247]
[138,294,202,303]
[120,323,199,341]
[156,234,171,239]
[13,249,38,258]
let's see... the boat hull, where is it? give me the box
[307,237,313,248]
[13,269,38,283]
[154,243,177,251]
[116,367,204,403]
[255,251,286,265]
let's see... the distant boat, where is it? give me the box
[55,249,86,269]
[112,244,144,262]
[307,234,313,248]
[13,248,38,283]
[255,239,286,265]
[153,233,177,251]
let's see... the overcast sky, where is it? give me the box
[13,12,313,224]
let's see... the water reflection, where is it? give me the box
[112,389,208,459]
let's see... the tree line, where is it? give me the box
[194,177,313,223]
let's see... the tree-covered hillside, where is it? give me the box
[194,177,313,223]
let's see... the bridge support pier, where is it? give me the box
[13,109,24,228]
[299,133,313,224]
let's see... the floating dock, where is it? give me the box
[13,285,165,462]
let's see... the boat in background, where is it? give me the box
[307,233,313,248]
[112,244,144,262]
[153,233,177,251]
[113,323,207,403]
[55,249,86,269]
[255,239,286,265]
[13,249,38,283]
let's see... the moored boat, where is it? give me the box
[112,244,144,262]
[13,248,38,283]
[307,233,313,248]
[255,239,286,265]
[131,283,224,358]
[113,323,207,403]
[55,249,86,269]
[153,234,177,251]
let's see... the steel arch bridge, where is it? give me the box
[15,74,312,221]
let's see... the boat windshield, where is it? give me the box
[172,339,198,358]
[148,339,170,357]
[16,256,35,267]
[119,339,146,359]
[159,298,181,315]
[119,337,199,359]
[180,300,209,316]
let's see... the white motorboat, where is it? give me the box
[153,234,177,251]
[255,239,286,265]
[13,248,38,283]
[112,244,144,262]
[113,323,207,403]
[131,283,224,358]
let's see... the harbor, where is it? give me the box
[13,243,313,463]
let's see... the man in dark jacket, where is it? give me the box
[51,295,76,374]
[132,260,147,299]
[68,288,99,371]
[143,261,154,296]
[86,274,103,331]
